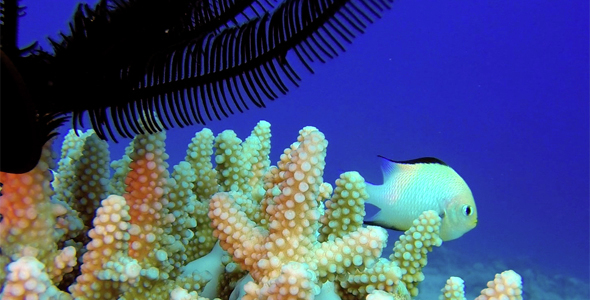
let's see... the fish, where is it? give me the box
[364,155,478,241]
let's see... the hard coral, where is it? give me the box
[0,120,523,300]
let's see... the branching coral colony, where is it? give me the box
[0,121,523,300]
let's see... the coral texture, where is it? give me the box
[0,142,78,285]
[440,277,466,300]
[0,121,522,300]
[208,127,389,299]
[475,270,523,300]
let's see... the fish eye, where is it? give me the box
[462,205,472,216]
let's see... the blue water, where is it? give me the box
[18,0,589,297]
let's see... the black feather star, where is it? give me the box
[0,0,393,173]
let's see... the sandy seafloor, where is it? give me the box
[15,0,590,299]
[382,234,590,299]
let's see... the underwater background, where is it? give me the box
[18,0,588,298]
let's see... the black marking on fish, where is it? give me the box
[378,155,448,166]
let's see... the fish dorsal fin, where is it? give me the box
[377,155,448,183]
[377,155,401,183]
[388,156,448,166]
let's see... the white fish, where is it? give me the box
[364,156,478,241]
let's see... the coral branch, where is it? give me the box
[0,121,525,299]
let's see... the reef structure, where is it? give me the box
[0,121,523,299]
